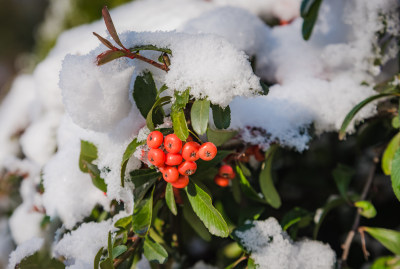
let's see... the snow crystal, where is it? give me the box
[235,218,335,269]
[8,237,44,269]
[54,220,112,267]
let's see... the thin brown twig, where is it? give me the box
[339,150,381,267]
[113,236,141,268]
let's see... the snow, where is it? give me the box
[0,0,398,265]
[53,220,112,267]
[235,218,336,269]
[8,237,44,269]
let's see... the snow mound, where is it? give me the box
[235,218,335,269]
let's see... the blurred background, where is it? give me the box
[0,0,131,101]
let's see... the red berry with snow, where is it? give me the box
[198,142,217,161]
[162,166,179,183]
[147,131,163,149]
[178,161,197,176]
[148,148,165,167]
[164,134,182,153]
[165,153,183,166]
[182,141,201,161]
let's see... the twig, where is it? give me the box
[113,236,141,268]
[339,150,381,267]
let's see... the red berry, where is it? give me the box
[165,153,183,166]
[219,165,235,179]
[214,175,229,187]
[162,166,179,183]
[178,161,197,176]
[171,175,189,189]
[147,148,165,167]
[182,142,201,161]
[147,131,163,149]
[198,142,217,161]
[164,134,182,153]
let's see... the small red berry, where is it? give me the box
[147,148,165,167]
[214,175,229,187]
[178,161,197,176]
[171,175,189,189]
[198,142,217,161]
[165,153,183,166]
[219,165,235,179]
[164,134,182,153]
[162,166,179,183]
[147,131,163,149]
[182,142,201,161]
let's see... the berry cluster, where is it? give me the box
[147,131,217,188]
[214,165,235,187]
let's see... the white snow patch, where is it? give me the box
[235,218,335,269]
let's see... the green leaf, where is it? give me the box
[130,170,159,204]
[247,258,256,269]
[143,235,168,264]
[120,138,144,187]
[165,183,177,216]
[96,50,125,65]
[281,207,312,231]
[232,177,242,204]
[371,256,400,269]
[133,71,161,121]
[84,161,107,193]
[207,128,237,147]
[107,232,113,258]
[172,89,190,110]
[183,197,212,241]
[339,93,398,140]
[19,252,65,269]
[171,108,189,141]
[94,247,103,269]
[99,258,114,269]
[112,245,127,259]
[129,45,172,54]
[79,140,98,173]
[114,216,132,229]
[363,226,400,255]
[332,163,354,201]
[355,201,377,219]
[236,165,267,204]
[185,181,229,237]
[211,104,231,129]
[191,99,210,135]
[300,0,323,40]
[260,81,269,95]
[132,185,154,236]
[146,96,171,131]
[390,148,400,202]
[259,145,281,208]
[382,132,400,175]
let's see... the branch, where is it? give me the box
[113,236,141,268]
[339,149,382,267]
